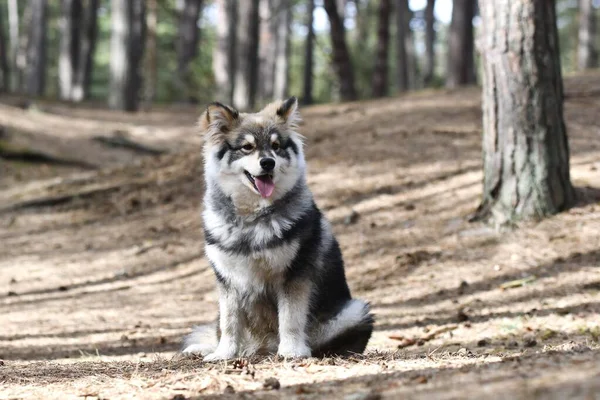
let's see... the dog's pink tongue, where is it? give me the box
[254,175,275,198]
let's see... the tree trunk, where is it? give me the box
[353,0,374,97]
[272,0,291,100]
[72,0,99,101]
[109,0,129,109]
[372,0,391,97]
[144,0,158,105]
[423,0,436,86]
[258,0,275,101]
[355,0,372,52]
[446,0,476,88]
[24,0,48,96]
[404,7,417,89]
[258,0,290,102]
[0,5,10,92]
[336,0,346,20]
[109,0,146,111]
[303,0,315,105]
[176,0,203,100]
[131,0,146,108]
[213,0,236,105]
[396,0,416,92]
[58,0,82,100]
[474,0,576,224]
[323,0,357,101]
[7,0,19,91]
[577,0,597,70]
[16,1,31,94]
[233,0,260,110]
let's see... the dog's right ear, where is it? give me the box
[199,102,240,143]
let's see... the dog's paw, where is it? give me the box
[203,349,237,362]
[182,344,214,356]
[277,342,311,359]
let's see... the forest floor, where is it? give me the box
[1,74,600,400]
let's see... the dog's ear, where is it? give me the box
[199,102,240,144]
[200,102,239,131]
[199,102,240,143]
[276,97,300,127]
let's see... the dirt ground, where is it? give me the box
[1,75,599,400]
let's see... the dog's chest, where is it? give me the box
[204,211,300,292]
[204,207,293,248]
[207,244,298,293]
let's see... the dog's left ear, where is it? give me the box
[276,97,300,126]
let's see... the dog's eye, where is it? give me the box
[272,141,280,150]
[242,143,254,152]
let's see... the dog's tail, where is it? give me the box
[181,324,218,355]
[312,299,374,357]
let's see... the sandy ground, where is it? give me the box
[1,76,599,399]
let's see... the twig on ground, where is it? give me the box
[390,324,459,348]
[499,276,536,290]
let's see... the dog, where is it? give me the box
[182,97,373,360]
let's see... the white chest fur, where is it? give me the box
[203,206,300,293]
[205,239,299,293]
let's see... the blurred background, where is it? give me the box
[0,0,598,112]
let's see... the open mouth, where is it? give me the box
[244,170,275,198]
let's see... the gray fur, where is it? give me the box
[182,98,373,360]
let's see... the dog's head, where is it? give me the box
[200,97,305,203]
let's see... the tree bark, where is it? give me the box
[303,0,315,105]
[272,0,291,100]
[423,0,436,85]
[475,0,576,224]
[0,5,10,92]
[24,0,48,96]
[213,0,236,105]
[353,0,374,97]
[258,0,290,102]
[404,6,417,90]
[232,0,260,110]
[72,0,99,101]
[336,0,346,20]
[144,0,158,105]
[577,0,597,70]
[16,1,31,93]
[58,0,82,100]
[446,0,476,88]
[323,0,357,101]
[372,0,391,97]
[109,0,146,111]
[7,0,19,91]
[176,0,203,100]
[396,0,416,92]
[109,0,129,109]
[259,0,275,101]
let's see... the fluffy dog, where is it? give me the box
[182,97,373,360]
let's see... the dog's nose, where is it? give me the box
[260,157,275,171]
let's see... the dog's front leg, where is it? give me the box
[204,284,242,361]
[277,281,312,358]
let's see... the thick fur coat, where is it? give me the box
[182,97,373,360]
